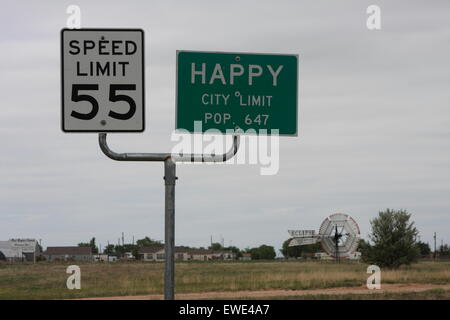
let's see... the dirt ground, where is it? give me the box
[75,283,450,300]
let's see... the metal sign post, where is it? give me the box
[61,29,297,300]
[98,133,240,299]
[164,159,176,300]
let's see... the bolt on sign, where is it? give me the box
[176,51,298,135]
[61,28,145,132]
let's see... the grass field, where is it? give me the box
[0,260,449,300]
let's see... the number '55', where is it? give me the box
[70,84,136,120]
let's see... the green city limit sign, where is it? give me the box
[176,51,298,135]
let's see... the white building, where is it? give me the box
[314,251,361,260]
[139,246,236,261]
[0,239,40,262]
[43,246,92,262]
[93,254,109,262]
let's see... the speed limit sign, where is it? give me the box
[61,28,145,132]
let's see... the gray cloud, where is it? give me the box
[1,0,449,253]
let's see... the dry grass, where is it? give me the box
[0,260,449,299]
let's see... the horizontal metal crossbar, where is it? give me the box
[98,133,240,163]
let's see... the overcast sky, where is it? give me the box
[1,0,449,254]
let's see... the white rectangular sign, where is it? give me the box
[10,239,37,253]
[61,28,145,132]
[288,230,315,237]
[289,237,318,247]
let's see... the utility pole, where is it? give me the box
[434,232,437,260]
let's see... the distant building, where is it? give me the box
[314,252,334,260]
[348,251,361,260]
[314,251,361,260]
[139,246,164,261]
[122,252,135,260]
[93,254,109,262]
[43,246,92,262]
[217,250,236,260]
[0,239,41,262]
[185,248,216,261]
[239,253,252,261]
[139,246,236,261]
[92,254,119,262]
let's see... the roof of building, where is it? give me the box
[44,246,92,255]
[0,249,18,258]
[216,250,234,254]
[138,245,239,257]
[139,246,223,255]
[139,246,164,254]
[184,248,215,255]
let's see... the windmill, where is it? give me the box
[288,213,360,262]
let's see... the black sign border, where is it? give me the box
[61,28,145,133]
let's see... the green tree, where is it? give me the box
[416,241,431,256]
[280,239,321,258]
[136,237,162,248]
[439,244,450,256]
[250,245,276,260]
[78,237,98,254]
[209,242,223,251]
[103,244,115,255]
[249,247,260,259]
[281,238,302,258]
[358,239,371,257]
[362,209,420,269]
